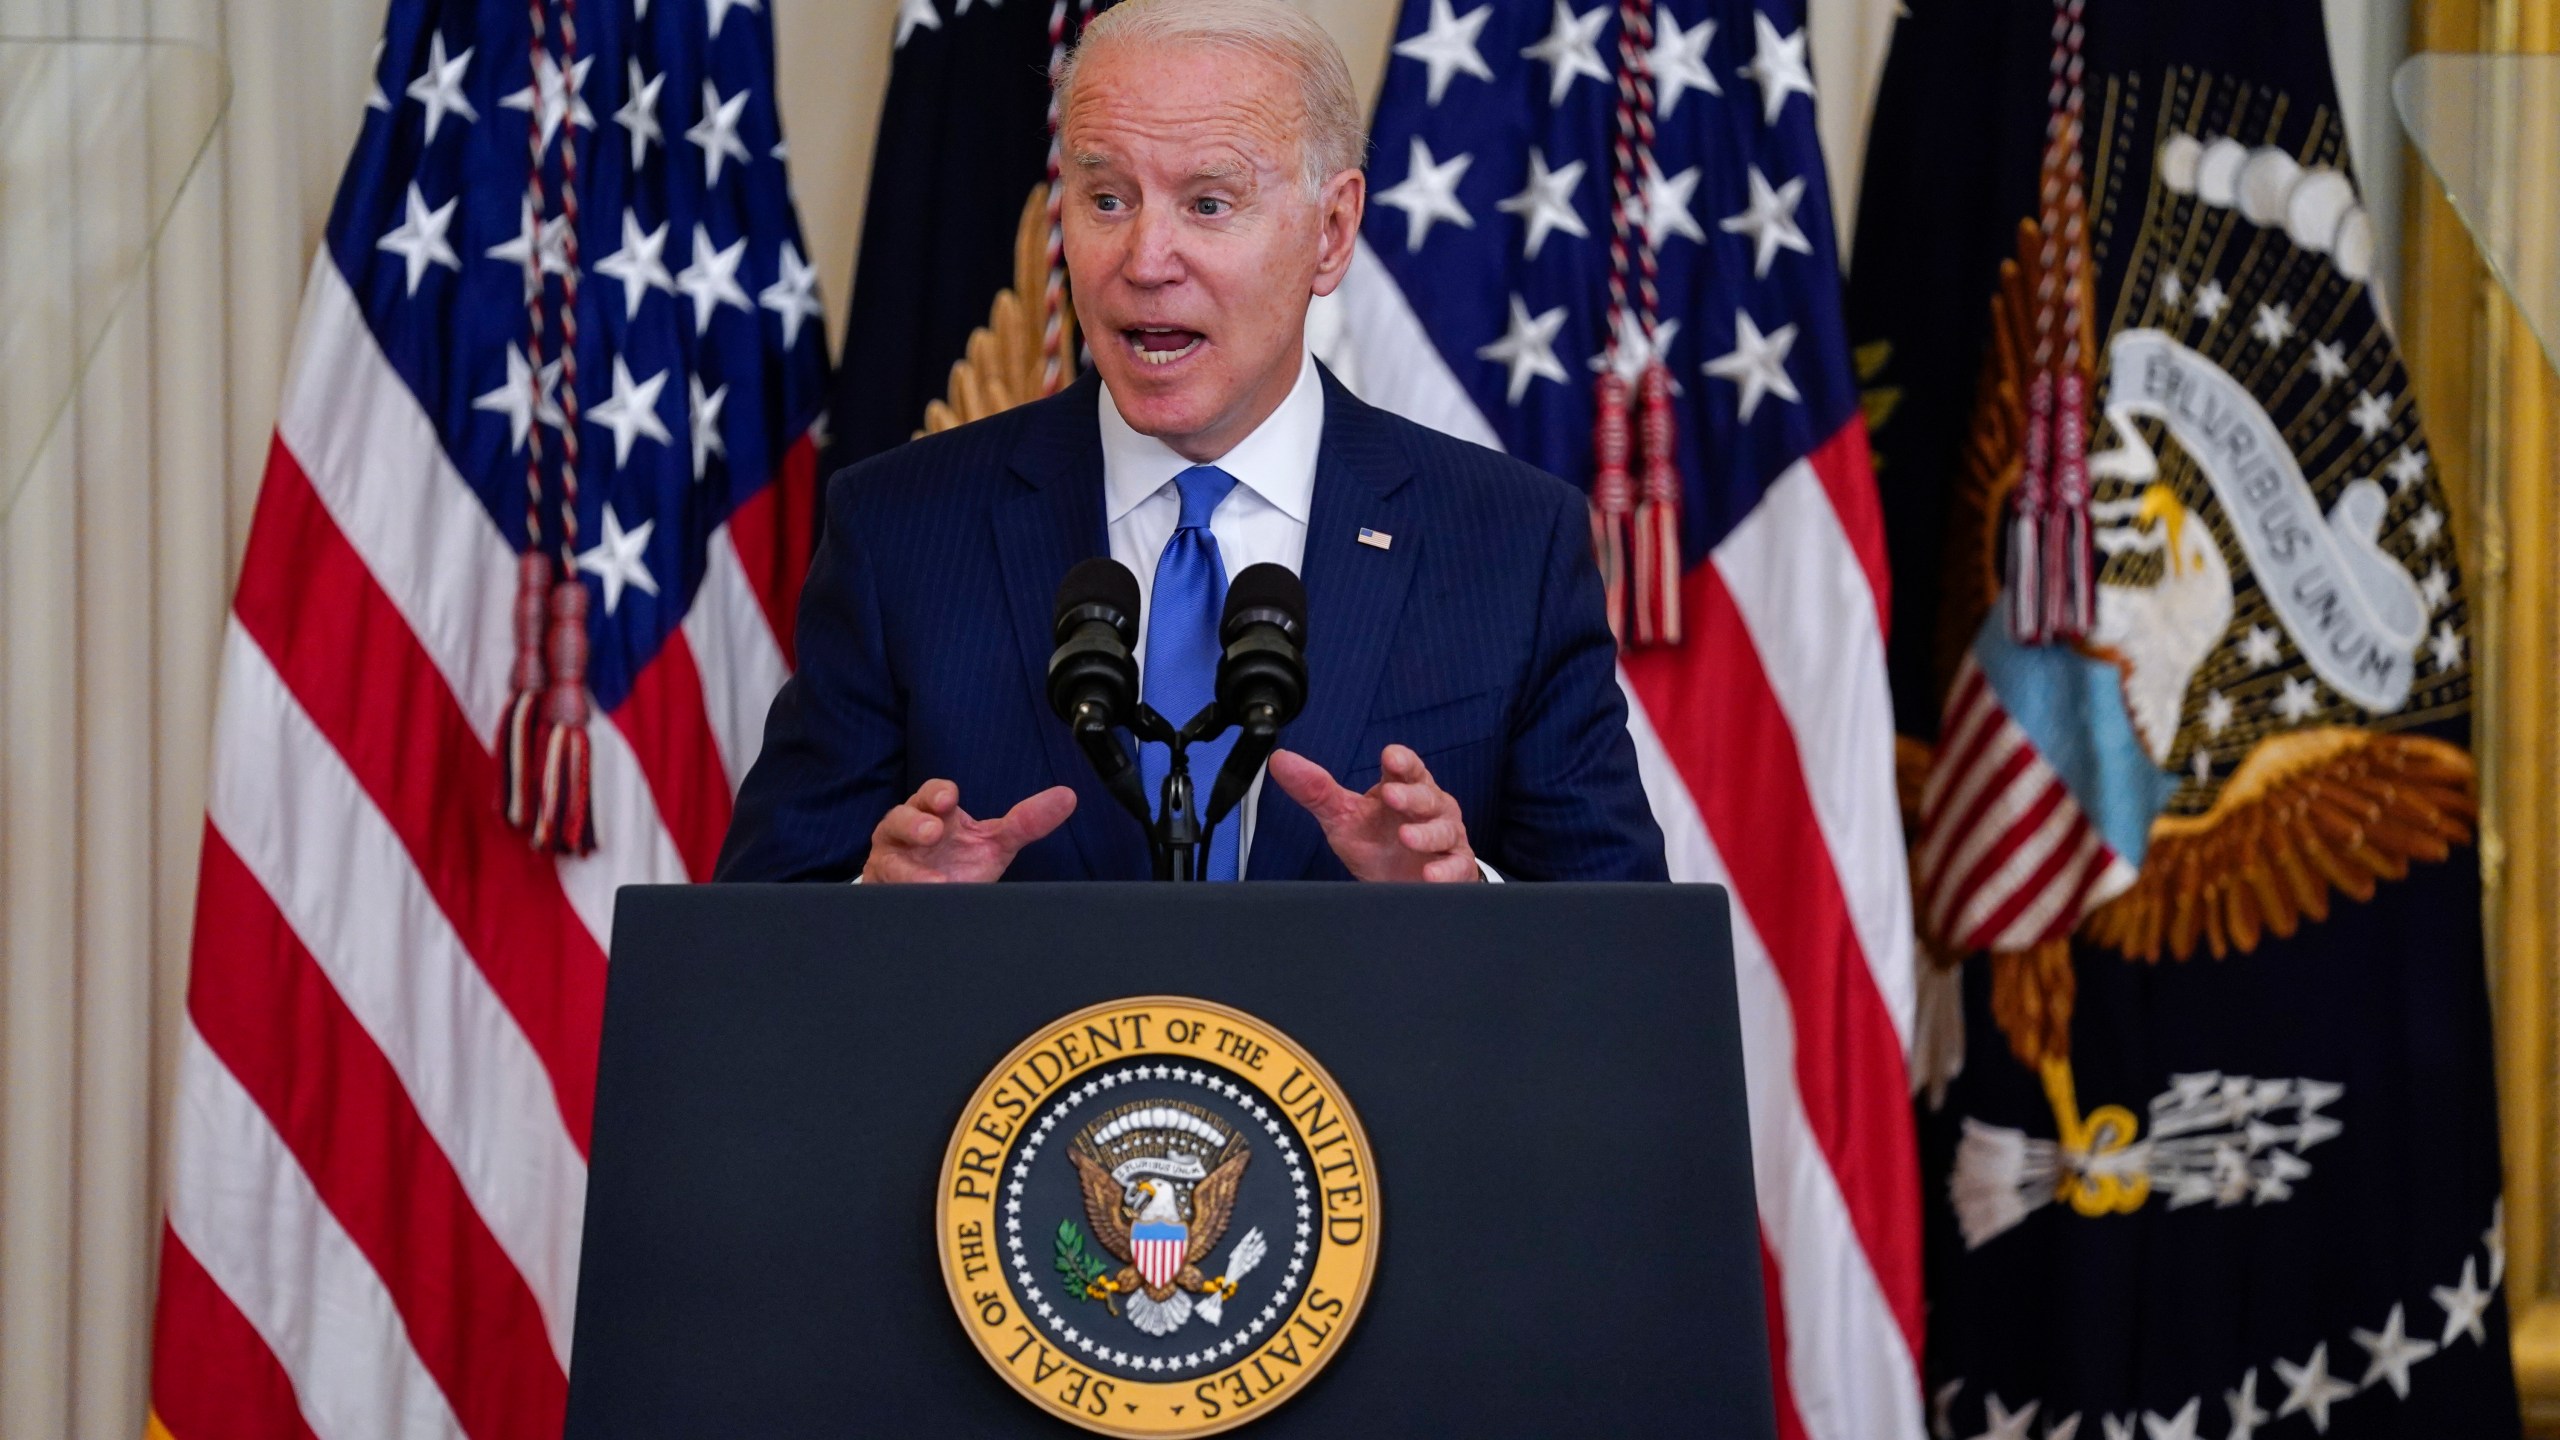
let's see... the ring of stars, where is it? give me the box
[1950,1204,2508,1439]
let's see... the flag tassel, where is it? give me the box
[2057,498,2092,639]
[529,580,596,856]
[2006,371,2056,643]
[2047,370,2094,640]
[1638,500,1682,643]
[2006,507,2044,643]
[1591,371,1634,641]
[500,553,553,829]
[1631,359,1681,646]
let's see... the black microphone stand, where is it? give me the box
[1052,560,1302,882]
[1065,695,1233,881]
[1133,702,1234,881]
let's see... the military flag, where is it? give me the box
[1322,1,1924,1436]
[1847,2,2523,1435]
[819,0,1106,473]
[145,0,827,1433]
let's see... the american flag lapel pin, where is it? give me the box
[1357,527,1393,550]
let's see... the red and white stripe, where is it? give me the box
[148,252,814,1438]
[1326,251,1924,1440]
[1133,1233,1187,1291]
[1913,651,2135,954]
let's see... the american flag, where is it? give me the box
[1319,1,1922,1435]
[145,0,824,1434]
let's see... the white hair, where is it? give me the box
[1055,0,1368,199]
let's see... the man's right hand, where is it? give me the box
[861,780,1078,883]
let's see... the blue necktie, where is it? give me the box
[1142,465,1242,880]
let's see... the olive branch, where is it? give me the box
[1054,1220,1114,1308]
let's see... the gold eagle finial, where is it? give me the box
[917,182,1078,437]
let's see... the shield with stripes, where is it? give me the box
[1131,1222,1188,1291]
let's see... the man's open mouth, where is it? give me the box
[1124,327,1204,367]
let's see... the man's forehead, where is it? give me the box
[1063,41,1303,156]
[1068,135,1259,181]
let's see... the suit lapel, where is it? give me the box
[1248,370,1418,879]
[994,374,1150,880]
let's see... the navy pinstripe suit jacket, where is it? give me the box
[715,366,1668,883]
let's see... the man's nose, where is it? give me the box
[1121,204,1186,286]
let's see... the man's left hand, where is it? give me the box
[1268,745,1482,882]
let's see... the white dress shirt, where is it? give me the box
[1100,349,1323,872]
[1100,351,1498,882]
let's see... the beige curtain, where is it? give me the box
[0,0,384,1433]
[0,1,2406,1435]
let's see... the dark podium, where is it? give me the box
[564,884,1774,1437]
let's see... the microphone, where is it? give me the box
[1048,557,1140,724]
[1204,563,1308,825]
[1047,558,1150,823]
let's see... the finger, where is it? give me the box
[1269,749,1360,823]
[994,785,1080,854]
[1380,745,1426,783]
[879,803,945,849]
[864,850,946,884]
[1421,853,1479,883]
[1377,780,1450,819]
[914,779,961,815]
[1398,816,1463,854]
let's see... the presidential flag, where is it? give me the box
[1320,2,1924,1436]
[1848,2,2522,1435]
[145,0,826,1434]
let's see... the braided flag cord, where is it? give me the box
[1593,0,1684,645]
[145,0,827,1432]
[2007,0,2096,645]
[1039,0,1099,393]
[539,0,597,854]
[501,0,559,833]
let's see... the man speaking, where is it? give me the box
[718,0,1665,884]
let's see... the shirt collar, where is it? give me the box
[1098,349,1323,526]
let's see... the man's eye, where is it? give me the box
[1095,194,1124,212]
[1197,198,1228,217]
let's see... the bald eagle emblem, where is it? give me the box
[1057,1101,1265,1337]
[1910,96,2479,1248]
[940,1000,1380,1431]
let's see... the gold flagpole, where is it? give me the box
[2406,0,2560,1429]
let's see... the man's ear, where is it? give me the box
[1309,169,1365,299]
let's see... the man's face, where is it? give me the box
[1061,41,1362,462]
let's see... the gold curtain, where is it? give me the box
[2404,0,2560,1431]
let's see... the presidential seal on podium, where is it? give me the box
[937,997,1380,1435]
